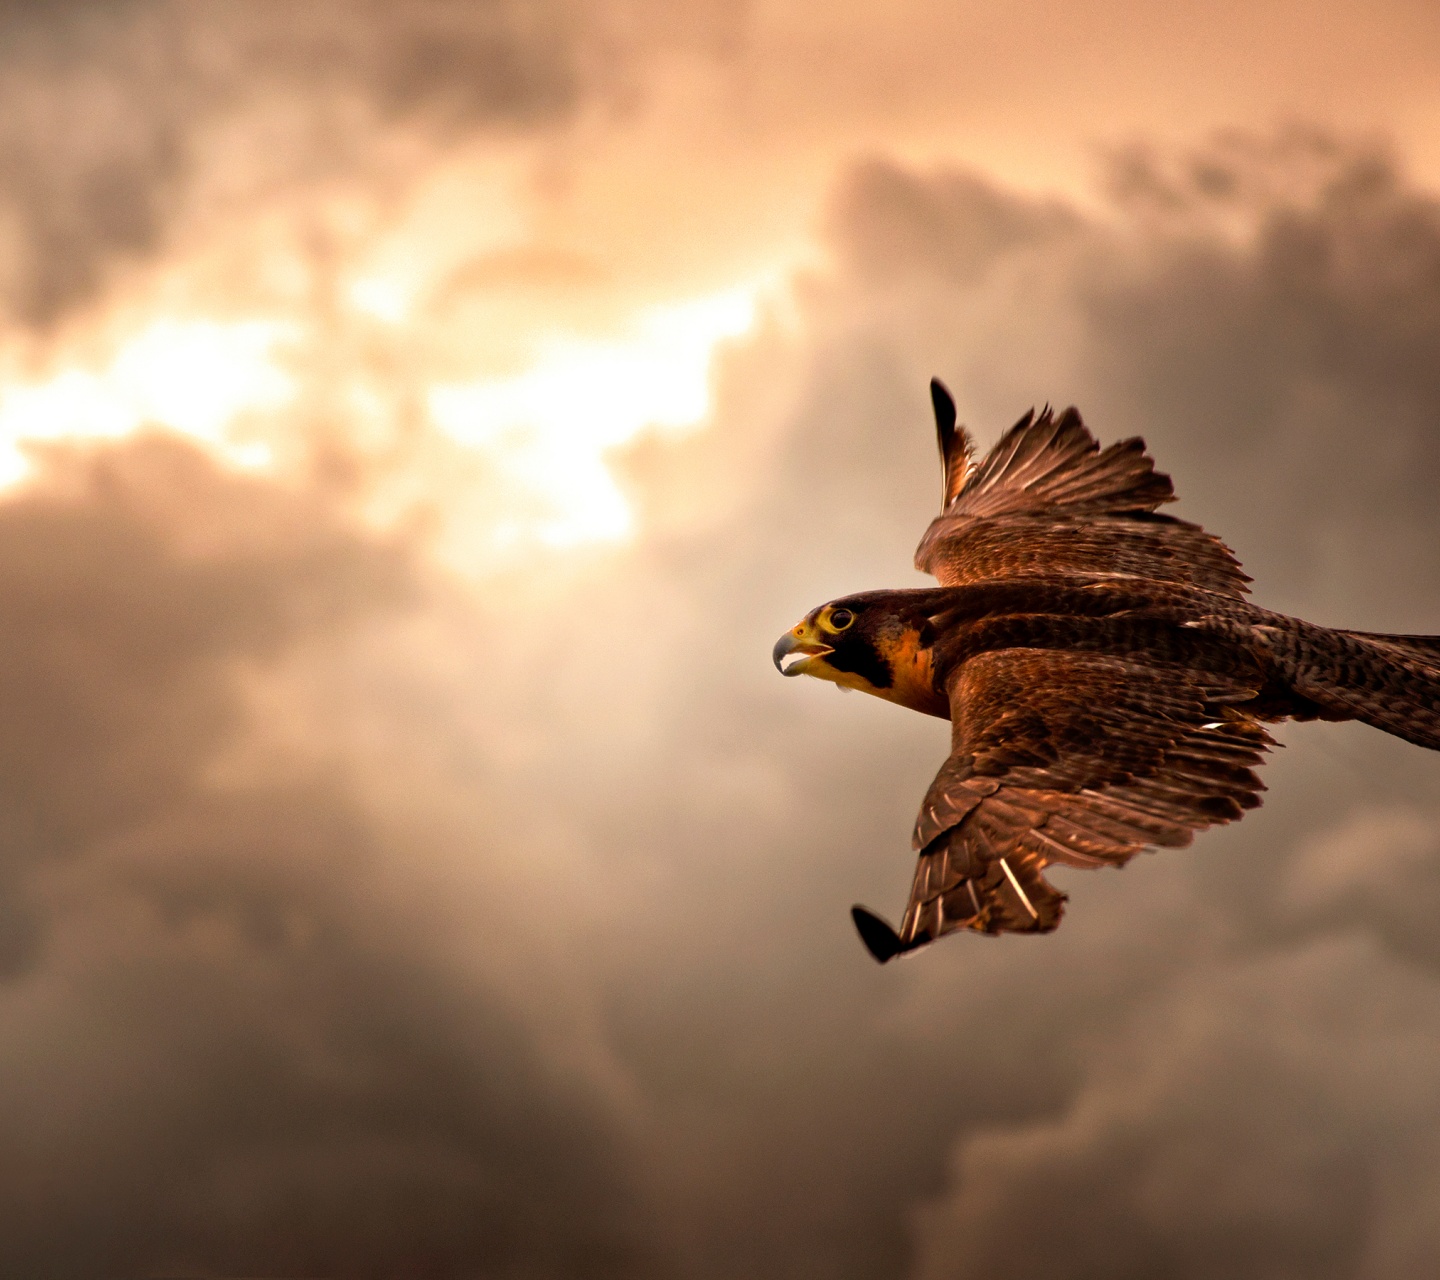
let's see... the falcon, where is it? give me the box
[773,381,1440,961]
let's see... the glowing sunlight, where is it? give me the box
[0,276,761,559]
[0,318,297,484]
[428,284,760,547]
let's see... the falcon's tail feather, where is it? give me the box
[1337,629,1440,662]
[1276,623,1440,751]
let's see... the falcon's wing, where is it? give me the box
[851,646,1273,961]
[914,381,1250,598]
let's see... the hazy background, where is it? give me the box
[1,3,1440,1276]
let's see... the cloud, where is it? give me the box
[911,935,1440,1280]
[0,0,722,330]
[1076,130,1440,619]
[0,435,668,1275]
[826,159,1081,288]
[2,76,1440,1280]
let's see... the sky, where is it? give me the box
[3,2,1440,1276]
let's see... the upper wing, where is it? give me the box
[851,645,1273,961]
[914,381,1250,598]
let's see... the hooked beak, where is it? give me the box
[772,624,833,677]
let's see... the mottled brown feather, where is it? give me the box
[892,650,1271,948]
[915,406,1250,597]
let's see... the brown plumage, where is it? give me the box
[773,380,1440,961]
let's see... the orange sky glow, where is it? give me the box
[12,0,1439,564]
[6,4,1440,1274]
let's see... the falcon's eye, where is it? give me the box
[829,608,855,630]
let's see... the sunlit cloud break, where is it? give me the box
[0,283,760,555]
[0,319,297,485]
[429,284,760,547]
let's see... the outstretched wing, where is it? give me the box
[914,381,1250,598]
[851,646,1273,961]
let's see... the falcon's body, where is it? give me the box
[774,382,1440,961]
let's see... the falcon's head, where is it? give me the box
[772,591,949,719]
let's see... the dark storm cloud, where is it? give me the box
[0,434,413,967]
[827,158,1080,288]
[910,932,1440,1280]
[1078,131,1440,620]
[0,437,667,1276]
[0,0,608,328]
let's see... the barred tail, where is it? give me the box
[1275,623,1440,751]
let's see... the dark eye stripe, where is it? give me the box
[825,634,892,688]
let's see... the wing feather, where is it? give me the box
[930,379,976,510]
[860,648,1272,958]
[914,394,1250,598]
